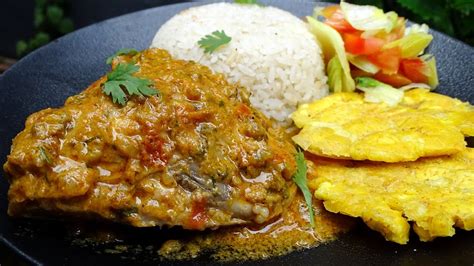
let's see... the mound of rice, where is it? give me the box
[151,3,328,123]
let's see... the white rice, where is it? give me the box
[151,3,328,123]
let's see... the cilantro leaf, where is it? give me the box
[103,63,158,106]
[293,149,315,227]
[198,30,232,54]
[106,48,139,65]
[39,146,52,164]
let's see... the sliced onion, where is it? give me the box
[421,54,439,89]
[399,83,431,91]
[384,32,433,58]
[340,2,394,32]
[356,77,404,106]
[405,23,430,36]
[307,16,355,92]
[347,54,380,74]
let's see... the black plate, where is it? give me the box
[1,1,473,265]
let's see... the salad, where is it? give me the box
[307,1,438,99]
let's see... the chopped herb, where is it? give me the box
[198,30,232,54]
[103,62,158,106]
[293,149,315,227]
[39,146,52,165]
[218,100,225,107]
[106,48,139,65]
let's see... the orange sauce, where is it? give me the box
[158,194,354,261]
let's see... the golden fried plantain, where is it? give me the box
[307,148,474,244]
[291,89,474,162]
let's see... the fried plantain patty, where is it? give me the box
[307,148,474,244]
[291,89,474,162]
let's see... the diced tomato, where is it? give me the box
[400,58,429,84]
[343,33,365,54]
[374,72,412,87]
[363,37,386,54]
[141,128,169,168]
[236,103,252,118]
[343,32,385,55]
[188,198,208,230]
[351,69,373,78]
[322,7,356,33]
[367,47,402,74]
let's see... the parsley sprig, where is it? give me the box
[103,63,158,106]
[293,149,315,227]
[198,30,232,54]
[39,146,52,165]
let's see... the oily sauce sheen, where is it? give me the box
[158,193,354,261]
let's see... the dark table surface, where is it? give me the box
[1,241,27,265]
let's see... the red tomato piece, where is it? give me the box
[323,7,356,33]
[363,37,386,54]
[374,72,412,87]
[343,32,385,55]
[368,47,402,74]
[351,69,373,78]
[400,58,429,84]
[188,198,208,230]
[343,33,365,54]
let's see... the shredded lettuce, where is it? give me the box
[356,77,403,106]
[405,23,429,36]
[340,2,395,33]
[327,57,343,93]
[307,16,355,92]
[347,54,380,74]
[384,32,433,58]
[421,54,439,89]
[399,83,431,91]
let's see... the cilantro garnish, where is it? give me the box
[198,30,232,54]
[106,48,139,65]
[103,63,158,106]
[39,146,52,165]
[293,149,315,227]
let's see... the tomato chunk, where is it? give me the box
[400,58,429,84]
[322,6,356,33]
[374,72,412,87]
[188,198,208,230]
[368,47,402,74]
[343,33,365,54]
[343,32,385,55]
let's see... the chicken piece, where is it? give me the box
[291,89,474,162]
[3,49,297,230]
[306,149,474,244]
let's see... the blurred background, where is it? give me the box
[0,0,473,73]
